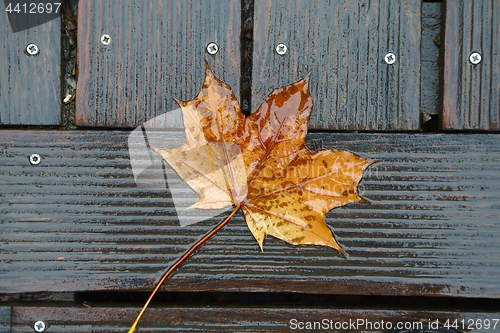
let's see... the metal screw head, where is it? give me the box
[384,53,396,65]
[100,34,111,45]
[276,43,287,55]
[206,42,219,55]
[26,43,39,56]
[29,154,41,165]
[469,52,482,65]
[34,320,46,332]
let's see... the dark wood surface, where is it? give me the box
[0,11,60,125]
[252,0,421,131]
[1,130,499,298]
[76,0,241,128]
[10,305,500,332]
[420,2,441,121]
[1,2,500,331]
[443,0,500,130]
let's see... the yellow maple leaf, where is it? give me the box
[152,65,374,255]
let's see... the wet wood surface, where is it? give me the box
[443,0,500,130]
[0,11,60,125]
[1,2,499,332]
[76,0,241,128]
[10,306,500,332]
[252,0,421,130]
[1,130,499,298]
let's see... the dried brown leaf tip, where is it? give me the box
[152,66,374,256]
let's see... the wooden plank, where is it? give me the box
[252,0,421,130]
[443,0,500,130]
[11,306,500,332]
[1,130,500,297]
[0,307,10,333]
[76,0,241,128]
[0,10,60,125]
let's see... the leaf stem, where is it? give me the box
[127,204,241,333]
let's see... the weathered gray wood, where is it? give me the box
[0,11,60,125]
[443,0,500,130]
[11,306,500,332]
[0,307,10,333]
[1,131,500,298]
[76,0,241,128]
[252,0,421,130]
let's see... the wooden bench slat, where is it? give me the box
[443,0,500,130]
[0,13,60,125]
[252,0,421,130]
[76,0,241,127]
[1,131,500,298]
[11,306,500,332]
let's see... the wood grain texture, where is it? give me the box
[11,306,500,332]
[0,307,10,333]
[252,0,421,130]
[443,0,500,130]
[1,131,500,298]
[0,13,60,125]
[76,0,241,128]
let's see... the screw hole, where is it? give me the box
[33,320,46,332]
[29,154,41,165]
[206,42,219,55]
[26,43,39,56]
[101,34,111,45]
[469,52,482,65]
[384,53,396,65]
[276,43,287,55]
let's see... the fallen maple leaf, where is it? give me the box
[128,64,374,332]
[152,64,372,254]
